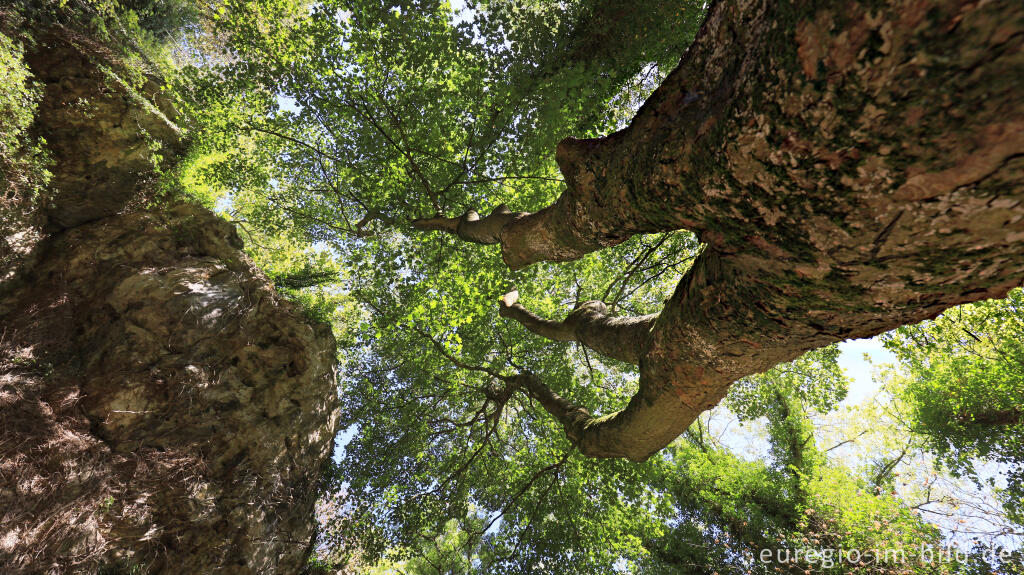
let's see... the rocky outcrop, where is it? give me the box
[27,30,182,232]
[0,27,339,575]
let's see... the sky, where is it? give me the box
[837,336,897,405]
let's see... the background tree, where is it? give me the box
[882,288,1024,524]
[644,348,949,575]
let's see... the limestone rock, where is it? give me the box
[0,24,339,575]
[26,32,182,232]
[0,204,340,574]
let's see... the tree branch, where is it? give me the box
[496,290,575,342]
[432,0,1024,462]
[411,204,527,245]
[512,372,595,445]
[498,290,655,365]
[246,124,343,164]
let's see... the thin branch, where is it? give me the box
[451,175,565,185]
[475,451,571,536]
[824,429,870,453]
[247,125,345,164]
[410,324,508,381]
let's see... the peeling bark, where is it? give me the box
[426,0,1024,461]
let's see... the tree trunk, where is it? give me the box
[422,0,1024,460]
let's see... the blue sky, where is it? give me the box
[837,336,897,405]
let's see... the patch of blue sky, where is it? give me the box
[837,336,897,406]
[213,193,234,214]
[332,423,359,463]
[449,0,474,26]
[277,93,302,114]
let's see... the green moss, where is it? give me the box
[16,0,206,80]
[96,560,146,575]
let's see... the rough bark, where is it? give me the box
[0,32,339,574]
[512,372,594,441]
[430,0,1024,460]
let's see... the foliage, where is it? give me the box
[638,352,959,575]
[728,344,849,421]
[11,0,235,86]
[114,0,204,39]
[134,0,1024,571]
[0,30,50,217]
[158,4,713,570]
[177,0,704,242]
[883,288,1024,522]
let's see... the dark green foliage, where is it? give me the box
[0,30,50,222]
[118,0,204,38]
[270,265,340,290]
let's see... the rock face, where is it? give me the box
[26,31,182,232]
[0,29,339,575]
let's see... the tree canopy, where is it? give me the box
[882,290,1024,525]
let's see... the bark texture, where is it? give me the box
[498,291,655,365]
[0,32,339,574]
[430,0,1024,460]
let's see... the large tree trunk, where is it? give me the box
[420,0,1024,460]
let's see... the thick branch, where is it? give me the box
[498,290,655,365]
[497,291,575,342]
[524,0,1024,461]
[513,372,594,444]
[435,0,1024,461]
[411,204,527,245]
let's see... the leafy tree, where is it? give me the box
[179,0,1024,463]
[645,347,949,575]
[883,289,1024,523]
[0,27,50,239]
